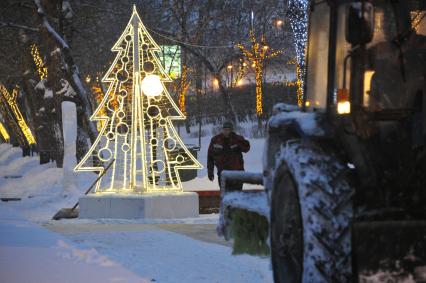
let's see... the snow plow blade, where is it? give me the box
[219,192,270,255]
[217,171,269,255]
[52,207,79,220]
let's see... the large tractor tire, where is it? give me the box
[270,141,354,283]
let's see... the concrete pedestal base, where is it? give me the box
[79,192,199,219]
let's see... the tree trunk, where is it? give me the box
[182,50,191,134]
[34,0,98,166]
[75,106,89,163]
[195,61,203,145]
[215,73,237,123]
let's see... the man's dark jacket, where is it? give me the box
[207,132,250,177]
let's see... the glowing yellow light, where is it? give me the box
[236,79,243,87]
[337,101,351,114]
[305,100,311,107]
[85,75,91,83]
[0,122,9,142]
[255,67,263,115]
[30,44,48,80]
[141,74,163,97]
[75,6,202,194]
[237,29,282,115]
[91,83,108,131]
[295,64,303,107]
[411,11,425,32]
[0,84,36,145]
[288,59,303,107]
[276,19,284,27]
[227,65,233,70]
[178,65,190,115]
[242,62,247,67]
[363,70,375,107]
[213,78,219,87]
[337,89,350,114]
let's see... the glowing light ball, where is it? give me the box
[142,74,163,96]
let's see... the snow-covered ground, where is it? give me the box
[0,202,272,283]
[48,224,272,283]
[0,205,148,283]
[0,121,264,221]
[0,121,271,283]
[0,143,98,221]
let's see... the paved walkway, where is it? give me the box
[44,223,233,247]
[0,205,148,283]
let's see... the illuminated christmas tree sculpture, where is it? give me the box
[75,6,202,193]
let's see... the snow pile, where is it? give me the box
[272,102,300,114]
[359,254,426,282]
[218,190,270,239]
[0,143,96,221]
[55,213,219,225]
[56,239,117,267]
[57,79,77,98]
[360,271,417,283]
[0,205,148,283]
[35,79,54,99]
[222,191,269,218]
[268,109,324,136]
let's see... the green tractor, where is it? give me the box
[217,0,426,282]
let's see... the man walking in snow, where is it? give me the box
[207,121,250,191]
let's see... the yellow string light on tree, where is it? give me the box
[75,6,202,194]
[0,91,23,146]
[237,30,281,116]
[287,59,303,107]
[30,44,48,80]
[296,63,303,107]
[228,58,247,88]
[90,82,108,131]
[0,121,10,142]
[178,65,191,115]
[411,11,425,32]
[0,84,36,145]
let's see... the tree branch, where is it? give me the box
[77,3,126,16]
[0,21,38,32]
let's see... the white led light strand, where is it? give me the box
[287,0,309,94]
[75,6,202,194]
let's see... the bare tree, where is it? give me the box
[0,0,297,158]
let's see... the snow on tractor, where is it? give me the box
[217,1,426,282]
